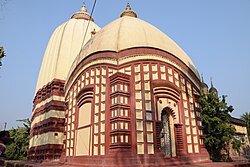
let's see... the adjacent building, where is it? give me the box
[201,78,250,160]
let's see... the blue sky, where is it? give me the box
[0,0,250,129]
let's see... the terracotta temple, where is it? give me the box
[28,3,211,166]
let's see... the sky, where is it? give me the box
[0,0,250,129]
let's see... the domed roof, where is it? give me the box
[36,5,100,92]
[69,6,199,79]
[209,80,218,94]
[201,82,208,89]
[200,74,208,89]
[209,86,218,94]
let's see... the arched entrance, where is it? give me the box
[160,107,175,157]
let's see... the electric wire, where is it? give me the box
[71,1,98,156]
[81,0,97,49]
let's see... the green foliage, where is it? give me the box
[240,112,250,141]
[199,92,235,161]
[231,137,243,156]
[17,118,31,132]
[5,119,30,160]
[0,47,5,67]
[0,47,5,58]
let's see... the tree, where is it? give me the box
[16,118,31,133]
[5,119,30,160]
[199,92,235,161]
[231,136,243,156]
[0,47,6,67]
[240,112,250,141]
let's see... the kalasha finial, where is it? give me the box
[125,3,131,11]
[120,3,137,18]
[80,2,87,12]
[71,3,94,21]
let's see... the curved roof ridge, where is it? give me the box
[67,16,199,81]
[35,18,100,93]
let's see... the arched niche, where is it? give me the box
[153,82,181,124]
[160,107,176,157]
[75,86,94,156]
[153,82,181,157]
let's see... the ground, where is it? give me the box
[5,161,250,167]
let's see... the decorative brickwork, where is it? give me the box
[29,79,66,161]
[109,72,131,151]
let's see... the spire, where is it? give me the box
[200,73,208,94]
[210,77,214,88]
[201,73,204,83]
[120,3,137,18]
[209,77,218,95]
[71,3,94,21]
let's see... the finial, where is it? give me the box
[80,2,87,12]
[126,3,131,11]
[201,73,204,83]
[71,3,94,21]
[209,77,218,95]
[210,77,214,88]
[200,74,208,94]
[120,3,137,18]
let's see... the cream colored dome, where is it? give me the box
[70,15,199,79]
[36,7,100,92]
